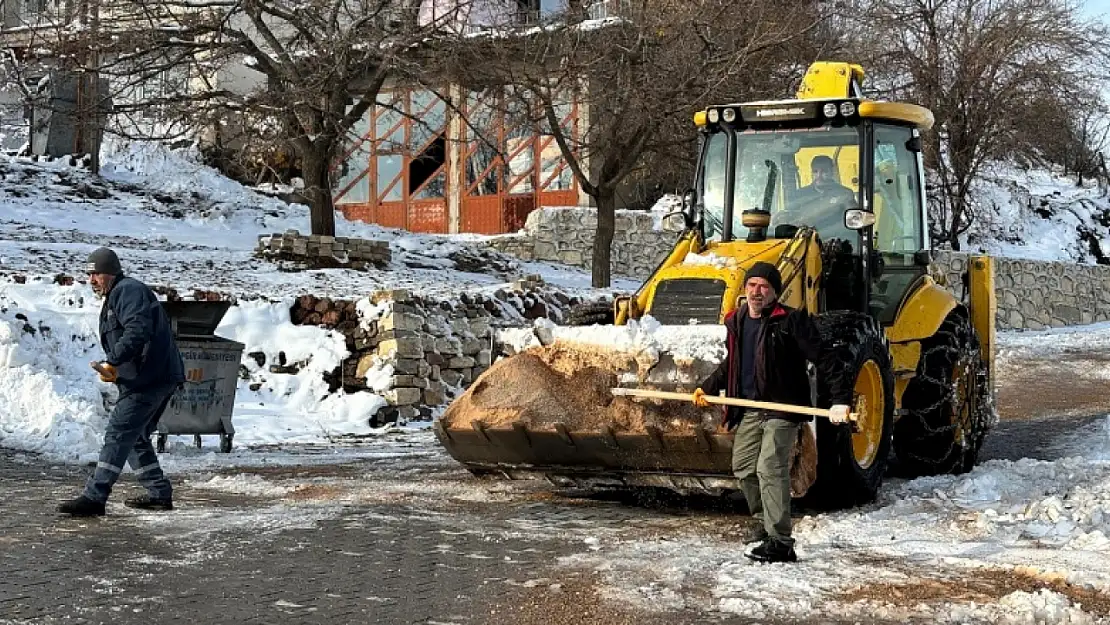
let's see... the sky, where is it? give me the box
[1083,0,1110,20]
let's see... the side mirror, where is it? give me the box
[913,249,933,267]
[844,208,876,230]
[677,188,699,230]
[661,210,687,230]
[681,188,697,212]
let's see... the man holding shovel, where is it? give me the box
[693,262,853,563]
[57,247,184,517]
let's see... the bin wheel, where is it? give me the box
[156,434,167,454]
[194,434,203,449]
[219,433,233,453]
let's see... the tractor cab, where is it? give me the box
[688,62,934,322]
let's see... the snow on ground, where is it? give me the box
[0,277,444,464]
[961,164,1110,264]
[0,281,107,460]
[191,473,299,497]
[0,139,637,300]
[500,315,727,365]
[998,320,1110,358]
[213,298,393,442]
[6,142,1110,621]
[559,414,1110,624]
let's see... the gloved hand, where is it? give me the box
[828,404,851,424]
[692,388,710,408]
[90,361,118,383]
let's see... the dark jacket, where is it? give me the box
[99,275,185,392]
[702,302,851,425]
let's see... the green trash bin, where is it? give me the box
[155,301,245,453]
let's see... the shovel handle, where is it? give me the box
[610,387,859,423]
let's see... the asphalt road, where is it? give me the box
[2,347,1106,625]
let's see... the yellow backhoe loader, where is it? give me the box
[434,62,997,508]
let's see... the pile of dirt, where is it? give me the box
[441,344,719,435]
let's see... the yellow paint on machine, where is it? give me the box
[639,238,795,322]
[858,101,935,130]
[968,255,997,392]
[795,62,865,100]
[885,278,958,344]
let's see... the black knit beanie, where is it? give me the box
[86,247,122,275]
[744,261,782,294]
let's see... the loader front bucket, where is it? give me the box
[434,338,743,493]
[433,419,739,492]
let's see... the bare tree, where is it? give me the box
[1062,106,1110,188]
[445,0,831,287]
[858,0,1110,250]
[55,0,476,235]
[0,48,46,149]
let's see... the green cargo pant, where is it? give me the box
[732,412,799,545]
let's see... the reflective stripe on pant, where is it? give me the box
[731,412,799,545]
[83,383,177,504]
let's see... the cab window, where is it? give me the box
[872,125,925,257]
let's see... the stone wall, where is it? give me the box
[256,230,391,269]
[290,276,579,424]
[487,207,684,279]
[487,206,1110,331]
[933,252,1110,330]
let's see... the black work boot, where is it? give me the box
[57,495,106,517]
[745,538,797,563]
[124,495,174,511]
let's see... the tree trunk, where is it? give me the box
[303,150,336,236]
[946,197,962,251]
[592,191,616,288]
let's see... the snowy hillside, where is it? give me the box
[0,138,636,300]
[960,165,1110,264]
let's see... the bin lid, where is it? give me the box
[161,301,233,337]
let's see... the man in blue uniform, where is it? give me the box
[58,247,185,516]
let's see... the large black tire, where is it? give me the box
[806,311,896,509]
[894,310,993,476]
[565,300,614,326]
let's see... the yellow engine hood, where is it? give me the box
[641,238,800,323]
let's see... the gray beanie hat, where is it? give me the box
[86,247,122,275]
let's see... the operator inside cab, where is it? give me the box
[771,154,857,240]
[796,155,854,205]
